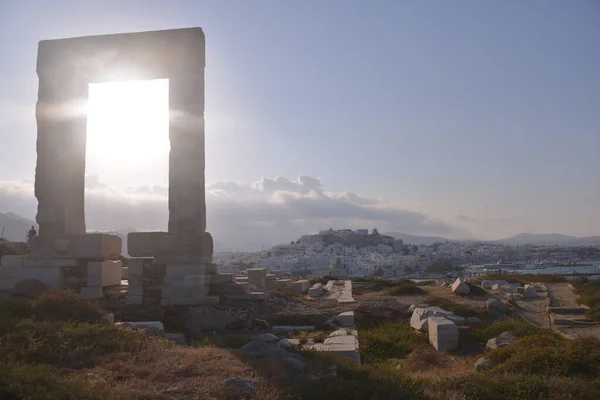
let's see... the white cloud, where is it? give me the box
[0,175,465,249]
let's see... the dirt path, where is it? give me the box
[546,283,579,307]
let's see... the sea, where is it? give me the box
[468,260,600,279]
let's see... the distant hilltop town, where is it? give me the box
[214,228,600,279]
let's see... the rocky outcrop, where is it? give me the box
[486,331,517,350]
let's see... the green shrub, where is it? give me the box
[0,363,107,400]
[425,296,481,317]
[471,319,547,341]
[0,319,159,368]
[586,307,600,321]
[292,359,425,400]
[0,297,33,335]
[449,373,600,400]
[466,282,487,296]
[31,290,104,323]
[487,335,600,379]
[385,283,425,296]
[573,279,600,308]
[359,322,428,363]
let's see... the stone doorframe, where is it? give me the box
[34,28,211,258]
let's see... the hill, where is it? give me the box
[383,232,451,245]
[0,212,35,242]
[493,233,600,246]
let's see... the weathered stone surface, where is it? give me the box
[223,377,257,394]
[410,306,454,332]
[247,268,267,278]
[499,284,521,294]
[165,264,206,276]
[87,261,122,287]
[428,317,459,352]
[121,266,128,280]
[308,283,324,298]
[251,333,280,343]
[119,321,165,336]
[0,255,80,269]
[474,357,493,372]
[337,311,355,327]
[482,280,508,289]
[35,28,207,257]
[210,273,234,284]
[291,280,310,293]
[79,286,104,299]
[486,298,507,315]
[11,279,48,298]
[125,294,143,305]
[162,285,209,298]
[127,232,177,257]
[163,274,210,286]
[165,332,186,345]
[30,234,121,260]
[451,278,470,295]
[161,295,219,306]
[486,331,517,350]
[276,279,292,288]
[329,329,349,337]
[523,284,538,298]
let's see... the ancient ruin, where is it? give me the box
[0,28,240,305]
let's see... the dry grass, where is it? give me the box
[84,345,288,400]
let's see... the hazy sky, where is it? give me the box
[1,0,599,246]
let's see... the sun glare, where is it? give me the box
[86,79,169,189]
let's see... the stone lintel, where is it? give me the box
[29,233,121,260]
[0,255,82,269]
[128,231,213,257]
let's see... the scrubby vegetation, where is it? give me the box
[359,322,428,363]
[426,296,482,317]
[3,288,600,399]
[385,281,425,296]
[571,278,600,321]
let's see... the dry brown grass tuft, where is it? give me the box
[87,344,289,400]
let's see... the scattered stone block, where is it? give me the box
[499,284,521,294]
[162,285,210,298]
[308,283,324,298]
[30,233,121,260]
[165,332,186,345]
[277,279,292,288]
[451,278,470,295]
[474,357,493,372]
[163,274,210,286]
[79,286,104,299]
[161,295,219,306]
[165,264,206,276]
[125,294,143,305]
[523,284,537,298]
[119,321,165,336]
[210,273,234,284]
[486,298,507,315]
[223,377,257,395]
[252,333,280,343]
[87,261,122,287]
[273,326,315,333]
[482,280,508,289]
[428,317,459,352]
[127,232,176,257]
[410,306,454,332]
[228,292,266,301]
[1,255,80,269]
[11,279,48,298]
[486,331,517,350]
[329,328,349,337]
[291,280,310,293]
[337,311,355,327]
